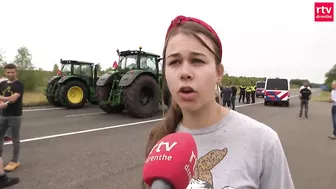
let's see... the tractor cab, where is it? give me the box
[115,46,161,78]
[59,59,100,88]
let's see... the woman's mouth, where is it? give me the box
[178,86,197,101]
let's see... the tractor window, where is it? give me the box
[73,64,81,75]
[61,64,71,73]
[158,61,162,73]
[140,56,156,73]
[125,55,137,69]
[81,64,92,77]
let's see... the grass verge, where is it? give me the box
[312,91,330,102]
[23,92,49,107]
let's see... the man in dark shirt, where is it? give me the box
[231,85,238,110]
[0,64,24,172]
[299,83,312,118]
[221,85,232,108]
[238,84,246,103]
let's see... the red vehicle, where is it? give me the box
[255,81,265,98]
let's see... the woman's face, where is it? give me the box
[165,32,223,111]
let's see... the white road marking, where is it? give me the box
[4,118,164,146]
[23,107,63,112]
[3,93,304,145]
[65,112,105,117]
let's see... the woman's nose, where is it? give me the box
[179,63,193,80]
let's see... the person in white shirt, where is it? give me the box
[329,81,336,140]
[299,85,310,90]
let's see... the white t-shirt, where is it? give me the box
[300,86,311,90]
[176,110,294,189]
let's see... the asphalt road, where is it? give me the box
[1,89,335,189]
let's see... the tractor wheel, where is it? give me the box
[46,95,62,107]
[46,81,62,107]
[96,85,124,113]
[123,75,160,118]
[59,80,88,109]
[101,105,124,113]
[163,87,171,108]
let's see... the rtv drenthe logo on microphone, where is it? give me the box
[146,140,197,180]
[146,141,177,162]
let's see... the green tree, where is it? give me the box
[324,64,336,89]
[13,46,34,70]
[0,49,7,67]
[96,63,104,75]
[52,63,59,75]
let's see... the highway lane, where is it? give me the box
[17,90,288,141]
[3,89,335,189]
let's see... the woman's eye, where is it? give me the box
[168,60,179,65]
[192,59,205,64]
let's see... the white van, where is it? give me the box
[264,77,290,107]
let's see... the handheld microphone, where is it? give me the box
[142,132,198,189]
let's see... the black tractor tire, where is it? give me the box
[59,80,88,109]
[46,81,62,107]
[163,87,171,108]
[96,85,124,113]
[123,75,160,118]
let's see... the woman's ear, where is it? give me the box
[217,63,224,80]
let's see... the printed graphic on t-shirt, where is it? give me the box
[186,148,235,189]
[1,86,13,97]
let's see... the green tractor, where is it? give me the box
[96,46,171,118]
[45,59,100,109]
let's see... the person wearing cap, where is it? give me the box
[143,15,294,189]
[298,82,312,118]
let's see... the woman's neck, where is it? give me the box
[181,102,229,130]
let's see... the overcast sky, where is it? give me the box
[0,0,335,83]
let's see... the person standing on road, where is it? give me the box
[230,84,237,110]
[0,157,19,188]
[298,83,311,118]
[222,85,232,108]
[329,81,336,140]
[238,84,246,103]
[245,85,252,104]
[0,64,24,172]
[142,15,295,189]
[251,85,256,103]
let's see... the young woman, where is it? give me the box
[143,15,294,189]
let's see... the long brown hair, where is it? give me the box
[141,21,222,189]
